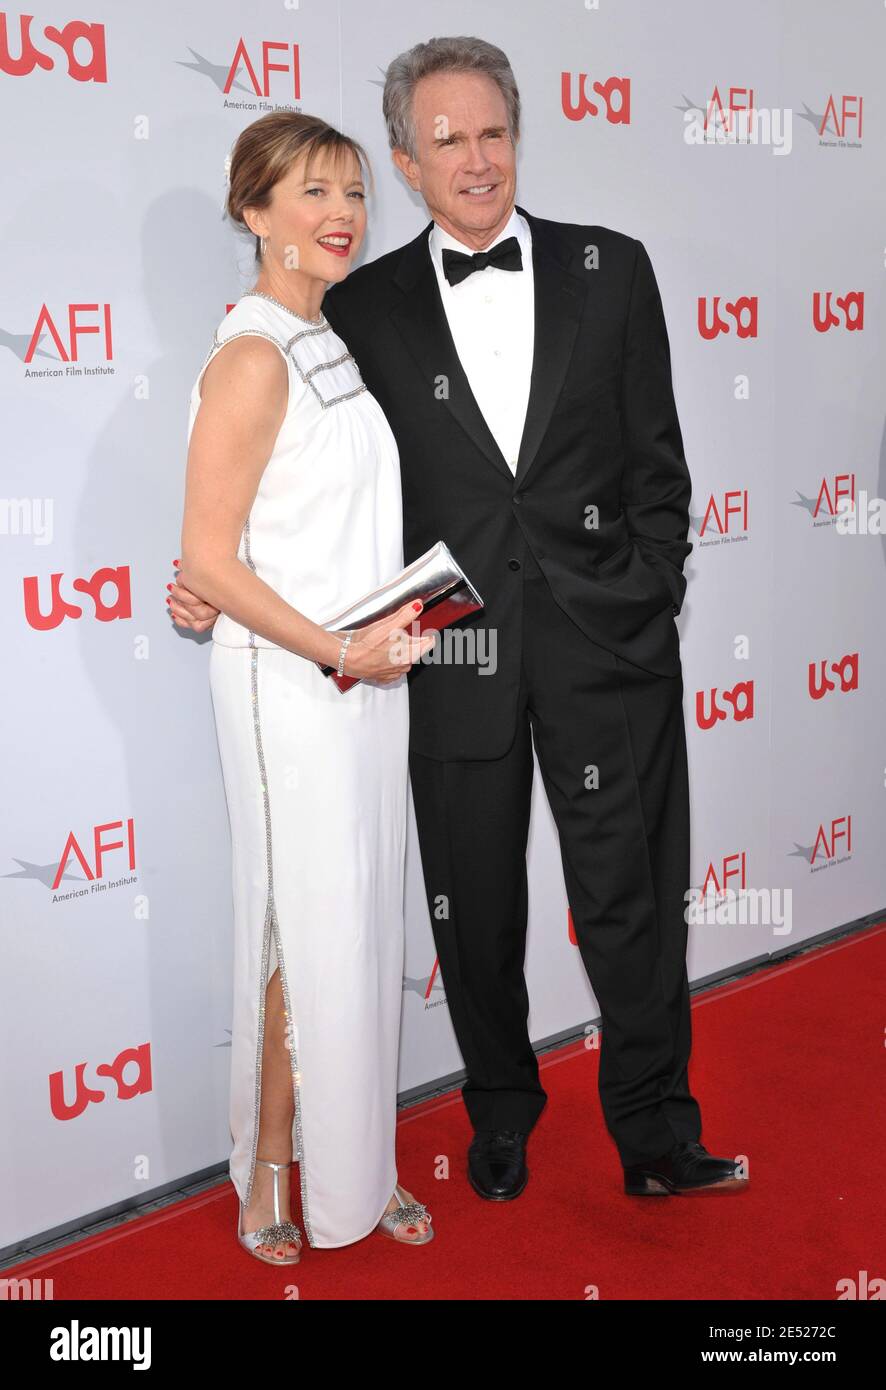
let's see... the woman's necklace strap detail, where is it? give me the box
[243,288,326,328]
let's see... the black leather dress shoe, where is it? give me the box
[623,1140,748,1195]
[468,1129,528,1200]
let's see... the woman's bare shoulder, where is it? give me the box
[200,332,289,408]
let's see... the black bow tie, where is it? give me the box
[441,235,523,286]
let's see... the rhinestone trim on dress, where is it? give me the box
[201,325,294,373]
[282,330,366,410]
[302,350,355,380]
[199,310,367,411]
[243,287,326,326]
[240,515,315,1248]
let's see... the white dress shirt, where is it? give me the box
[428,206,534,475]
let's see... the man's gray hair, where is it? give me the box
[382,36,521,161]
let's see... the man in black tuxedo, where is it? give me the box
[175,36,745,1200]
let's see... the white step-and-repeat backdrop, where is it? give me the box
[2,0,884,1248]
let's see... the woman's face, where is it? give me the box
[246,147,367,285]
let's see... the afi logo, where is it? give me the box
[696,681,755,730]
[25,303,113,363]
[422,957,441,1001]
[812,815,851,863]
[698,490,749,536]
[704,84,755,136]
[808,653,858,701]
[0,12,106,81]
[49,1043,152,1121]
[53,817,136,890]
[698,296,758,339]
[403,957,445,1006]
[811,473,855,520]
[820,94,863,139]
[24,565,131,631]
[561,73,630,123]
[701,851,747,897]
[225,39,300,98]
[812,291,863,333]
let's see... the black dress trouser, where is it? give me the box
[408,551,703,1167]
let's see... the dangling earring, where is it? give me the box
[260,234,267,258]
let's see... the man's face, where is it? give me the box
[393,70,517,250]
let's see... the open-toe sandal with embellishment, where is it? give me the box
[375,1184,434,1245]
[237,1158,303,1265]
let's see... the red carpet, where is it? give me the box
[8,925,885,1300]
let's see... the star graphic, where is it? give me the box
[0,328,55,362]
[2,858,84,888]
[674,94,705,117]
[176,48,252,96]
[402,974,444,999]
[790,492,820,517]
[796,102,826,133]
[787,842,816,864]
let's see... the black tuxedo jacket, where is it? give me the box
[322,206,692,761]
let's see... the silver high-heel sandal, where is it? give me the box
[237,1158,303,1265]
[376,1184,434,1244]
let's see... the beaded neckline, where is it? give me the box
[243,288,325,327]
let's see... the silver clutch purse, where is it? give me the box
[316,541,484,692]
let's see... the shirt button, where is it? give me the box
[507,558,521,571]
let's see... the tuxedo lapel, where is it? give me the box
[513,206,587,491]
[387,209,586,491]
[389,225,514,483]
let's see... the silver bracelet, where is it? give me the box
[337,630,353,678]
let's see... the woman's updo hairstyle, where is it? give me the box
[226,111,372,262]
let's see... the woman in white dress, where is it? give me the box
[175,112,437,1261]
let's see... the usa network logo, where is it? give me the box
[177,35,301,112]
[49,1042,152,1120]
[0,11,106,81]
[808,652,858,702]
[697,294,758,339]
[23,563,131,630]
[695,680,754,731]
[812,290,863,333]
[560,72,630,123]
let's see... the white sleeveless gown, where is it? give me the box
[187,289,409,1248]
